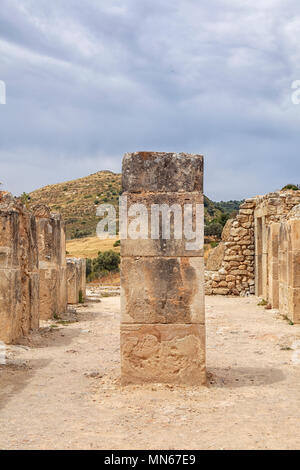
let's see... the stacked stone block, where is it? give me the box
[206,190,300,297]
[34,205,67,320]
[0,192,39,343]
[120,152,206,385]
[205,199,256,296]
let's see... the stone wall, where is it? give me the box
[66,258,86,305]
[0,192,39,343]
[0,193,87,343]
[205,199,256,296]
[205,190,300,297]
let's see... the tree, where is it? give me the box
[204,222,223,238]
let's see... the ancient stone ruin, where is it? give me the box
[206,190,300,323]
[120,152,206,385]
[0,192,86,344]
[0,192,39,343]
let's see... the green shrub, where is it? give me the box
[86,250,120,282]
[210,241,219,248]
[282,184,299,191]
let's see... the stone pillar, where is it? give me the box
[267,223,280,309]
[66,258,86,304]
[34,206,67,320]
[0,193,39,343]
[279,222,289,316]
[120,152,206,385]
[287,219,300,323]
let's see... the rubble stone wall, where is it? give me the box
[205,199,256,296]
[205,190,300,297]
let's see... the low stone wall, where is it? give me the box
[66,258,86,304]
[0,192,39,343]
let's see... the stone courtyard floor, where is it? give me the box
[0,295,299,450]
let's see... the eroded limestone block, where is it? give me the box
[121,324,206,385]
[206,243,225,271]
[288,287,300,323]
[121,151,205,385]
[122,152,203,193]
[121,257,204,324]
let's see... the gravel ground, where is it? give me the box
[0,295,299,450]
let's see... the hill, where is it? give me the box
[29,171,242,241]
[29,171,121,240]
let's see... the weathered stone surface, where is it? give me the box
[0,192,39,343]
[122,152,203,193]
[121,324,206,385]
[206,243,225,271]
[121,151,205,385]
[34,210,67,320]
[121,192,204,257]
[121,257,204,324]
[67,258,86,304]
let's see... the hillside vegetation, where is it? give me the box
[29,171,242,241]
[29,171,121,240]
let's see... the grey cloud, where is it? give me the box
[1,0,300,198]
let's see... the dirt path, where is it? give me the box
[0,295,300,450]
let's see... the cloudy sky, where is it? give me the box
[1,0,300,200]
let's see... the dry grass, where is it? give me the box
[66,236,120,259]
